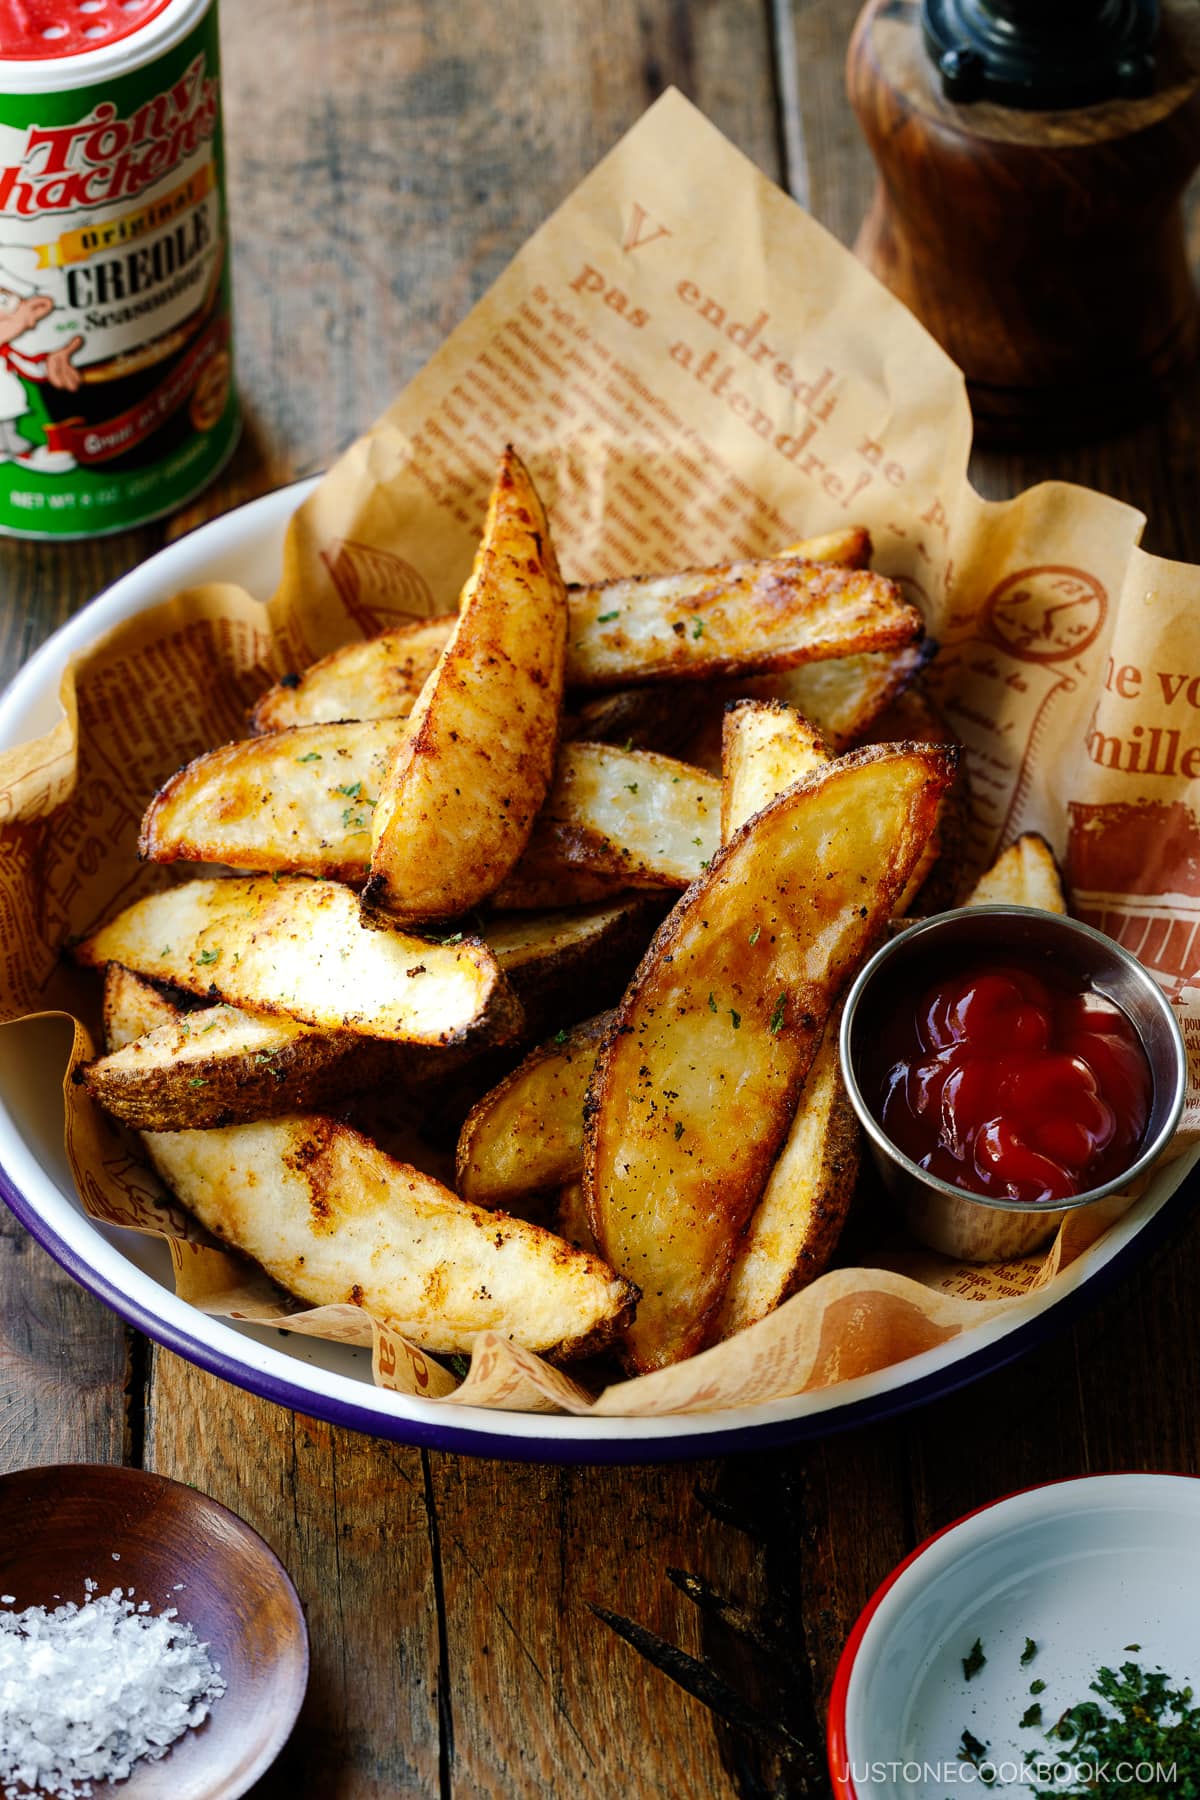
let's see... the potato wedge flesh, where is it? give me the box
[529,743,719,888]
[568,558,921,691]
[585,743,956,1372]
[77,876,517,1046]
[140,721,405,880]
[251,616,452,733]
[143,1115,636,1359]
[721,699,829,839]
[456,1013,609,1206]
[965,832,1068,912]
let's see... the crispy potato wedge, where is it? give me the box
[249,556,922,732]
[143,729,711,899]
[568,556,920,691]
[139,720,406,881]
[456,1013,609,1206]
[484,895,667,1039]
[721,698,829,839]
[79,998,451,1131]
[775,526,872,568]
[680,638,936,775]
[709,1015,858,1341]
[85,1001,353,1129]
[717,706,854,1327]
[251,615,453,734]
[362,448,569,927]
[77,876,520,1046]
[585,742,957,1372]
[965,831,1068,912]
[104,970,635,1360]
[104,962,181,1051]
[144,1114,636,1359]
[513,744,720,891]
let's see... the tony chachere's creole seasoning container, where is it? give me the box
[0,0,236,537]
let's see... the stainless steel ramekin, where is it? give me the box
[839,905,1187,1262]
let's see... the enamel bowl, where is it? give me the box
[828,1473,1200,1799]
[1,481,1197,1461]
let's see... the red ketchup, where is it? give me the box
[876,955,1153,1204]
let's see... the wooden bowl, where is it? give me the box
[0,1464,309,1799]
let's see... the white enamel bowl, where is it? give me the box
[1,481,1198,1460]
[828,1473,1200,1798]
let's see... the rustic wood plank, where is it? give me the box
[0,1204,130,1475]
[144,1350,443,1799]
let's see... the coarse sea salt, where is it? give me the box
[0,1586,225,1798]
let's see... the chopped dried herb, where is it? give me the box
[673,1121,684,1141]
[196,947,220,967]
[1026,1659,1200,1798]
[707,993,718,1014]
[1020,1702,1043,1729]
[691,617,705,639]
[749,925,760,945]
[439,931,464,946]
[768,991,787,1034]
[1030,1678,1047,1695]
[336,780,363,800]
[553,1028,568,1045]
[625,782,638,795]
[730,1009,741,1030]
[1022,1637,1038,1666]
[597,609,620,623]
[295,751,322,763]
[963,1638,987,1681]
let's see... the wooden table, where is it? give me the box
[3,4,1200,1795]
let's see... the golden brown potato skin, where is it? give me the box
[362,448,569,927]
[456,1013,609,1206]
[585,742,956,1374]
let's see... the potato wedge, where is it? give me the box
[965,831,1068,912]
[456,1013,609,1206]
[720,698,829,839]
[80,999,441,1131]
[568,556,920,691]
[103,969,635,1360]
[140,720,406,881]
[484,895,667,1040]
[77,876,520,1046]
[717,704,855,1325]
[709,1014,858,1340]
[146,1114,636,1359]
[362,448,569,927]
[585,742,957,1372]
[251,615,453,734]
[775,525,872,568]
[104,962,181,1051]
[142,730,713,898]
[249,557,922,732]
[513,744,720,891]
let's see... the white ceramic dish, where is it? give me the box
[828,1473,1200,1798]
[1,480,1197,1461]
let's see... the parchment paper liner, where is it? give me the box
[3,90,1199,1417]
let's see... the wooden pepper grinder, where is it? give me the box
[847,0,1200,442]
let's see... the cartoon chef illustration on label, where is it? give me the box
[0,246,82,474]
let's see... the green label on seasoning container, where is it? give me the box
[0,3,236,538]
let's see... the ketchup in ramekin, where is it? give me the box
[874,954,1153,1205]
